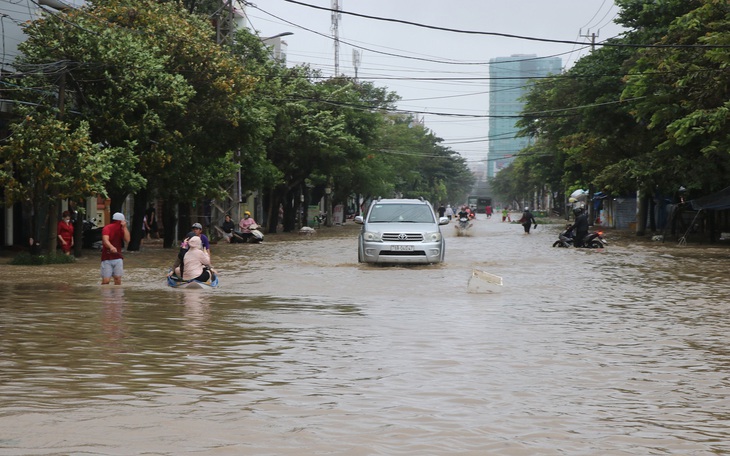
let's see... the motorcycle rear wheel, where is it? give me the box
[588,240,604,248]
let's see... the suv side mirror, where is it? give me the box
[354,215,364,224]
[439,217,449,225]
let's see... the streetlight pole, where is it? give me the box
[260,32,293,62]
[261,32,294,41]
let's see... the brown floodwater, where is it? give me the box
[1,216,730,455]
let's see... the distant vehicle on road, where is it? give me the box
[467,195,492,213]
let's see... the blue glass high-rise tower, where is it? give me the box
[487,55,562,177]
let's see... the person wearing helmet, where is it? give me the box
[520,207,537,234]
[168,222,211,278]
[572,206,589,247]
[188,222,210,253]
[238,211,259,242]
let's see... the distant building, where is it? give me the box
[1,1,83,74]
[487,54,562,178]
[260,36,289,64]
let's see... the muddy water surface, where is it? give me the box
[2,217,730,455]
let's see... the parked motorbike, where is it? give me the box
[552,224,607,248]
[313,213,327,228]
[82,218,103,249]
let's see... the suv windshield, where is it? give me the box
[367,203,436,223]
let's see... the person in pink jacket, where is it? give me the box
[175,236,213,282]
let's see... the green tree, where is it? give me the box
[622,0,730,194]
[0,108,121,252]
[17,0,261,248]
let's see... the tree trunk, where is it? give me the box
[127,190,147,251]
[108,191,126,215]
[648,196,656,233]
[178,202,191,240]
[48,199,58,254]
[265,188,278,234]
[162,200,177,249]
[73,200,84,257]
[27,201,41,255]
[283,187,297,232]
[636,191,649,236]
[302,184,311,228]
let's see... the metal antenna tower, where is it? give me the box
[331,0,341,76]
[352,49,361,81]
[215,0,235,46]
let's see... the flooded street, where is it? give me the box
[2,216,730,455]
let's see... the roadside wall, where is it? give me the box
[599,196,637,230]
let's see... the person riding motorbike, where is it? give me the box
[572,206,589,247]
[238,211,260,243]
[175,236,215,282]
[455,206,472,233]
[457,206,469,220]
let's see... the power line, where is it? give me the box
[247,3,595,66]
[280,0,730,49]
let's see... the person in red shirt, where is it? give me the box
[57,210,74,255]
[101,212,131,285]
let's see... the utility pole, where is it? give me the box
[331,0,341,76]
[579,28,599,51]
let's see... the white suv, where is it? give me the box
[355,198,449,264]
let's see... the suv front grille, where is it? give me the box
[382,232,424,242]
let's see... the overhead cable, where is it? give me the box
[278,0,730,49]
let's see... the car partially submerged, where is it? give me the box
[355,198,449,264]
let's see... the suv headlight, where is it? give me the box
[363,231,382,241]
[425,231,442,242]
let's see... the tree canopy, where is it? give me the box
[2,0,474,249]
[492,0,730,204]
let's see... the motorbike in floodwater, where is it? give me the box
[455,216,473,237]
[230,224,264,243]
[82,218,103,249]
[553,224,607,249]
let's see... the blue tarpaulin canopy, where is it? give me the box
[689,186,730,210]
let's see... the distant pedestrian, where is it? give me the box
[57,210,74,255]
[485,205,493,219]
[445,204,454,220]
[221,214,235,243]
[501,208,511,223]
[438,204,446,218]
[519,207,537,234]
[101,212,131,285]
[145,205,158,239]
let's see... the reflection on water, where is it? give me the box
[1,219,730,455]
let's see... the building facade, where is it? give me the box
[487,54,562,178]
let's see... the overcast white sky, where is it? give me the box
[244,0,627,165]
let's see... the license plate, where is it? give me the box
[391,245,414,251]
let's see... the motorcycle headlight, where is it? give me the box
[363,231,382,242]
[425,231,442,242]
